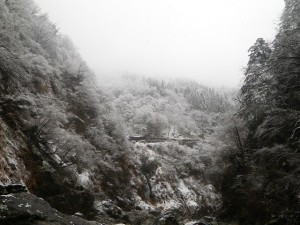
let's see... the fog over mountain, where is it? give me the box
[36,0,284,87]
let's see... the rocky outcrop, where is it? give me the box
[0,192,101,225]
[152,213,180,225]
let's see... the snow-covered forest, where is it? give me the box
[0,0,299,225]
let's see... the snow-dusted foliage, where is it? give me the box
[0,0,129,217]
[0,0,239,224]
[220,1,300,224]
[101,75,234,139]
[126,141,223,219]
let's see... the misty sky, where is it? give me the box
[36,0,284,88]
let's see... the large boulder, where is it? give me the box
[0,192,101,225]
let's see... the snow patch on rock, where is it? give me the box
[77,171,92,187]
[178,180,198,212]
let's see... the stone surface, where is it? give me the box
[0,192,101,225]
[0,184,27,195]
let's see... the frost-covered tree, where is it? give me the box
[239,38,274,123]
[221,1,300,223]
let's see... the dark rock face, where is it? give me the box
[165,216,180,225]
[0,184,27,195]
[0,192,101,225]
[153,213,180,225]
[46,189,96,218]
[21,138,97,219]
[265,218,288,225]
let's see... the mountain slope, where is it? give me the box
[0,0,130,219]
[0,1,233,223]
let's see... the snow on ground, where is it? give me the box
[53,154,62,164]
[134,196,155,211]
[184,221,199,225]
[77,171,92,187]
[178,180,198,212]
[156,199,181,211]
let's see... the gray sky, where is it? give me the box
[36,0,284,88]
